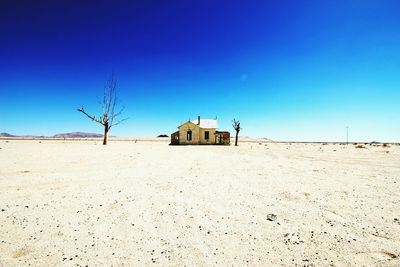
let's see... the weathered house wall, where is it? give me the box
[170,131,180,145]
[215,131,230,145]
[199,128,216,144]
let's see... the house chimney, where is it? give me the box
[197,116,200,125]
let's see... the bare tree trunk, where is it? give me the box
[235,131,239,146]
[103,123,109,145]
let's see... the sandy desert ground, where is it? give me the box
[0,139,399,266]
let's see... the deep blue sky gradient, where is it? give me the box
[1,0,399,141]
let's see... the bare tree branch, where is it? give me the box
[77,107,104,125]
[232,119,241,131]
[110,106,126,126]
[110,117,129,128]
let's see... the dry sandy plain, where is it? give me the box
[0,139,399,266]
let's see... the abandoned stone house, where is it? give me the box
[170,116,230,145]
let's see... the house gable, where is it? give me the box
[177,121,201,144]
[177,120,199,130]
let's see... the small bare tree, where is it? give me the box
[232,118,241,146]
[77,72,127,145]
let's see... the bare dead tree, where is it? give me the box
[77,72,127,145]
[232,119,241,146]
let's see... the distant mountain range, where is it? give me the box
[0,132,103,138]
[53,132,103,138]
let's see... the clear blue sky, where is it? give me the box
[1,0,399,142]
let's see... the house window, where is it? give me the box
[205,131,209,140]
[187,130,192,141]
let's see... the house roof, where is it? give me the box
[191,119,218,129]
[177,118,218,129]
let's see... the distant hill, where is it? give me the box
[0,132,103,138]
[22,135,47,138]
[53,132,103,138]
[0,132,16,137]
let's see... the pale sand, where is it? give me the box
[0,140,399,266]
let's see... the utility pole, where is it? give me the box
[346,126,349,145]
